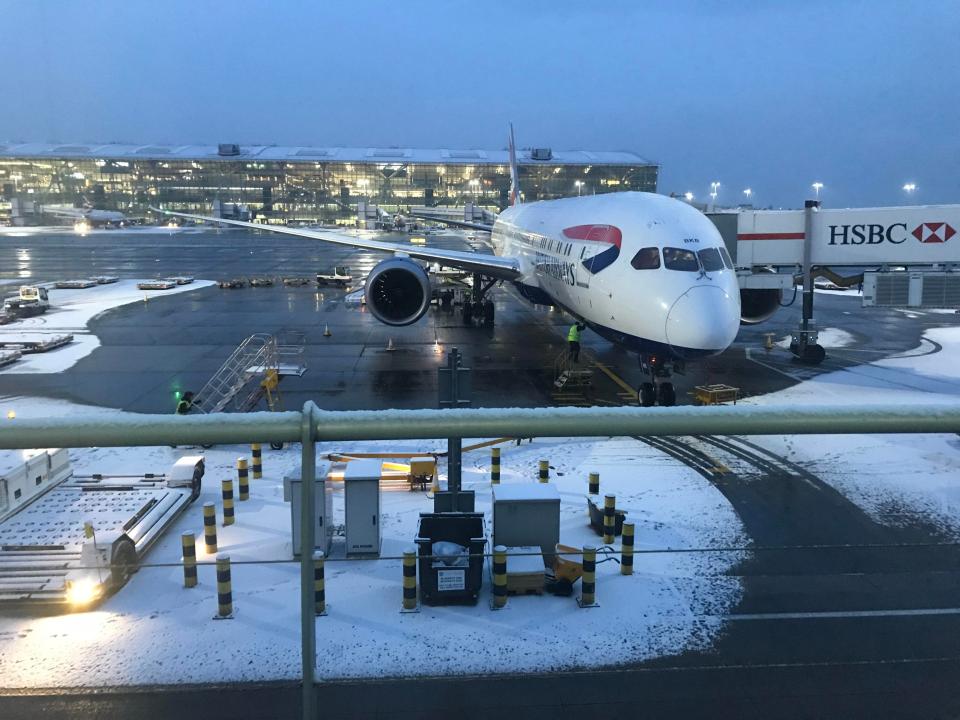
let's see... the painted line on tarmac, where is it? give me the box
[726,607,960,621]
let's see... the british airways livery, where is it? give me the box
[155,125,745,406]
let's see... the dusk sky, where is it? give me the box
[2,1,957,208]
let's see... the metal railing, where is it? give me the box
[2,401,959,720]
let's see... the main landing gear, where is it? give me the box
[637,354,680,407]
[461,273,498,329]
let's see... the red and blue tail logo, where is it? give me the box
[563,224,622,273]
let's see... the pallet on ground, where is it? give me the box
[504,545,545,594]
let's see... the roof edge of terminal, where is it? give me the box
[0,142,655,166]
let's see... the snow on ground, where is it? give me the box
[0,280,214,373]
[747,325,960,535]
[0,397,746,687]
[775,327,857,349]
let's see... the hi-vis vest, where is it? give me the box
[567,325,581,342]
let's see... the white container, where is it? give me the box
[344,459,381,557]
[283,463,333,556]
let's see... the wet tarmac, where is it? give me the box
[1,227,953,413]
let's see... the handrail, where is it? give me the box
[1,403,959,450]
[2,398,959,720]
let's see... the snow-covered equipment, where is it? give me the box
[0,451,204,607]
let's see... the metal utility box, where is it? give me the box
[344,459,381,557]
[492,484,561,566]
[283,463,333,556]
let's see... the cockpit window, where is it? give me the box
[719,246,734,269]
[697,247,725,272]
[630,247,660,270]
[662,247,699,272]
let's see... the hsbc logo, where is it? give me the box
[912,222,955,244]
[828,222,955,246]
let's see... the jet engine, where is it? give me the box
[364,257,432,326]
[739,288,782,325]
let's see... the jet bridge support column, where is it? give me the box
[792,200,825,364]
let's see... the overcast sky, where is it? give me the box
[2,1,957,208]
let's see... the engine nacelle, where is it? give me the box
[739,288,782,325]
[364,257,432,326]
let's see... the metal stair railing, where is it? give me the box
[192,333,278,414]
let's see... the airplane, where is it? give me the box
[153,126,778,407]
[40,202,127,227]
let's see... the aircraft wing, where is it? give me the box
[409,212,494,233]
[151,208,520,280]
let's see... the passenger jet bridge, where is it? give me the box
[710,202,960,363]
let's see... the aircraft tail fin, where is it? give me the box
[508,123,521,206]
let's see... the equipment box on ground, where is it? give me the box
[492,483,560,566]
[415,512,485,605]
[283,463,333,556]
[344,459,381,556]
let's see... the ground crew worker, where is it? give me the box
[568,322,585,363]
[176,391,195,415]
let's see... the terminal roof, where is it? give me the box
[0,142,652,166]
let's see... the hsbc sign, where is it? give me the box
[734,206,960,267]
[828,222,955,246]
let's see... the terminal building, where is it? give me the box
[0,141,657,224]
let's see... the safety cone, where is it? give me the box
[323,324,332,337]
[386,338,396,351]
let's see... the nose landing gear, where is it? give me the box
[637,355,680,407]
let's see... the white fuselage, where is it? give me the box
[490,191,741,359]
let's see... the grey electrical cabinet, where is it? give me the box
[492,483,561,565]
[283,463,333,557]
[344,459,381,557]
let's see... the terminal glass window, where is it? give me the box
[630,247,660,269]
[697,247,725,272]
[662,247,699,272]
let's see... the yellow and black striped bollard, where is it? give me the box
[588,471,600,495]
[181,532,197,588]
[221,478,235,526]
[492,545,507,610]
[538,459,549,483]
[491,447,500,485]
[314,550,326,616]
[603,494,616,545]
[203,502,217,553]
[621,522,634,576]
[237,457,250,501]
[251,444,262,480]
[579,544,598,608]
[215,554,233,618]
[401,547,418,612]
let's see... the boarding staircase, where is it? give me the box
[192,332,307,414]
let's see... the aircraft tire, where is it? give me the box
[639,382,656,407]
[801,343,826,365]
[657,382,676,407]
[483,300,495,328]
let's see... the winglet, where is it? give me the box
[508,123,521,206]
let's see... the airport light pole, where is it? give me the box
[903,183,917,201]
[575,180,583,196]
[684,192,694,202]
[743,188,752,204]
[812,182,823,199]
[709,181,720,210]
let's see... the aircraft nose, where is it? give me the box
[665,285,740,355]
